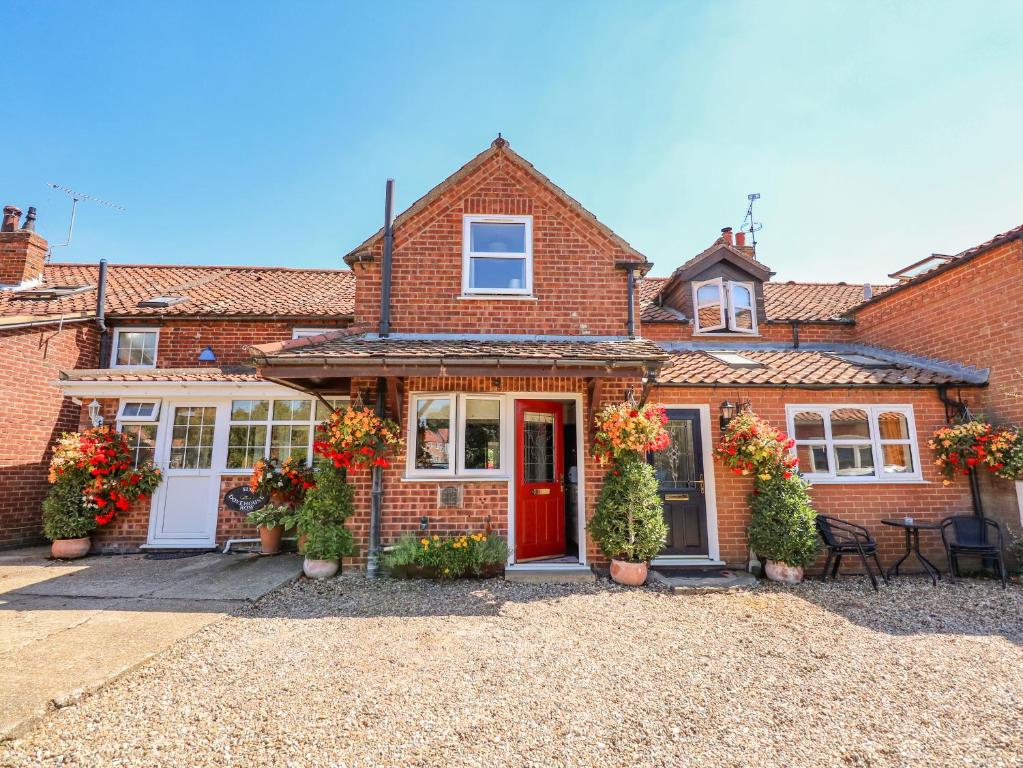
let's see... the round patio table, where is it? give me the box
[881,518,942,586]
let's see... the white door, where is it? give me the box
[148,403,221,547]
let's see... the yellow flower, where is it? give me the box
[420,538,430,546]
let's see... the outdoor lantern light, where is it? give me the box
[88,399,104,428]
[719,400,737,430]
[198,345,217,362]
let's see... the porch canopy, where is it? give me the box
[250,332,669,422]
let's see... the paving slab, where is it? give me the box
[0,549,301,740]
[647,567,759,593]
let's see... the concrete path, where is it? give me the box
[0,547,301,739]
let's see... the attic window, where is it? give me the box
[706,351,763,368]
[832,353,891,369]
[12,284,92,299]
[692,278,757,335]
[137,295,188,308]
[462,215,533,296]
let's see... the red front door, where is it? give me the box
[515,400,565,561]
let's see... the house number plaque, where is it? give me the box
[224,486,270,513]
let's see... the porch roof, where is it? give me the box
[656,344,989,388]
[251,333,668,381]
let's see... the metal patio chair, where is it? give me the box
[940,515,1008,588]
[816,515,887,591]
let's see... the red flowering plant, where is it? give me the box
[47,427,163,526]
[592,401,670,465]
[312,405,403,472]
[714,409,799,481]
[929,419,1023,485]
[249,456,315,504]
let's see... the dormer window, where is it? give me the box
[692,278,757,335]
[462,215,532,296]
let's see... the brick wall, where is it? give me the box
[351,149,639,337]
[108,318,349,368]
[0,321,99,548]
[853,238,1023,536]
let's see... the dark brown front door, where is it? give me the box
[515,400,565,561]
[649,408,709,556]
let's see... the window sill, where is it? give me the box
[692,331,761,338]
[803,477,928,485]
[401,475,511,483]
[457,294,537,302]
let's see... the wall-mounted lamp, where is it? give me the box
[88,399,104,428]
[198,345,217,362]
[719,400,737,431]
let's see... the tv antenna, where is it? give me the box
[741,192,762,254]
[46,183,125,259]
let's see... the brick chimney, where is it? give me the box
[720,226,734,246]
[735,230,746,247]
[0,205,48,286]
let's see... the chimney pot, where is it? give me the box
[735,231,746,247]
[2,206,22,233]
[20,206,36,232]
[720,226,734,246]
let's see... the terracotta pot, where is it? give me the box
[258,524,284,555]
[303,557,339,580]
[51,537,91,560]
[610,558,648,586]
[764,559,804,584]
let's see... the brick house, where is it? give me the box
[3,136,1018,576]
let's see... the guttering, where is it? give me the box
[654,381,988,391]
[379,179,395,338]
[0,314,94,331]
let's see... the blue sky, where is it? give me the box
[4,1,1022,281]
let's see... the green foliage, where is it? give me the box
[747,474,819,567]
[244,503,290,530]
[382,532,508,578]
[290,461,357,560]
[587,456,668,563]
[42,475,96,541]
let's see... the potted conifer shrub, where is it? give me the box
[587,401,670,586]
[747,474,819,583]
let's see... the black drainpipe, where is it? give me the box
[379,178,395,338]
[791,320,800,349]
[95,259,109,361]
[937,384,983,517]
[625,264,636,338]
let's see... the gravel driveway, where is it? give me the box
[3,575,1021,767]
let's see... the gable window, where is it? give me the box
[786,405,921,482]
[408,394,506,478]
[462,215,532,296]
[111,328,159,368]
[692,279,757,335]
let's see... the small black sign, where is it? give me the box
[224,486,269,513]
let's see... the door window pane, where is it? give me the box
[464,399,501,470]
[169,406,216,469]
[415,398,451,470]
[830,408,870,439]
[523,412,555,483]
[652,418,696,487]
[122,423,157,468]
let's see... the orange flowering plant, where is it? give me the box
[929,419,1023,484]
[249,456,315,503]
[313,405,403,472]
[714,410,799,481]
[47,427,162,526]
[592,401,670,464]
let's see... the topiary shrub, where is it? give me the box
[42,474,96,541]
[747,474,819,568]
[587,455,668,563]
[291,460,357,560]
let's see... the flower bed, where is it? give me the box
[383,532,508,579]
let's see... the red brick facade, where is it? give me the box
[0,322,99,547]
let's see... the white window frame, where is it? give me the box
[116,399,162,423]
[692,278,727,333]
[785,404,923,483]
[461,214,533,297]
[116,422,160,469]
[292,328,334,339]
[110,327,160,369]
[224,396,350,470]
[726,280,758,335]
[406,393,508,479]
